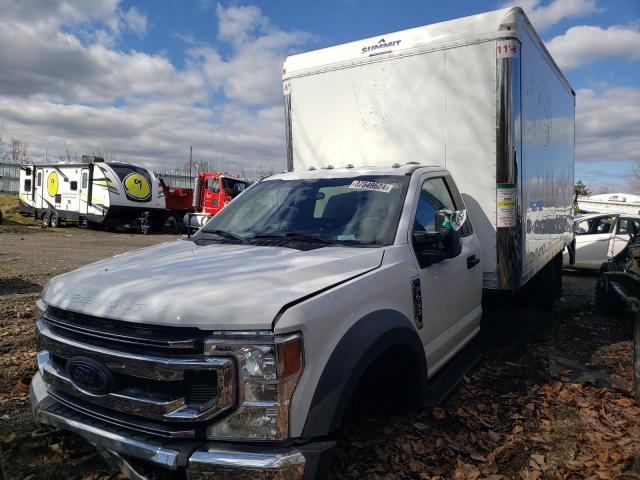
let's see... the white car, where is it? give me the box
[564,213,640,270]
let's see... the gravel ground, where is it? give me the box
[0,224,638,479]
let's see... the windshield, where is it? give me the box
[198,175,409,247]
[221,177,248,193]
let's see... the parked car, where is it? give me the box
[563,213,640,270]
[595,232,640,400]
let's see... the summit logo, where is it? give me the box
[361,37,402,55]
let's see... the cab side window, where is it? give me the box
[591,216,615,234]
[208,178,220,193]
[619,218,640,235]
[414,178,456,232]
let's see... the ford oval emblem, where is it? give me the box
[66,356,114,395]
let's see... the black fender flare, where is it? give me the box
[301,309,427,438]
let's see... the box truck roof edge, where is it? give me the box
[283,7,573,96]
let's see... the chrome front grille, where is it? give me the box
[43,306,207,355]
[36,312,236,439]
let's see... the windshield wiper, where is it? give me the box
[199,229,250,244]
[251,231,339,246]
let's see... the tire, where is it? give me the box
[41,211,51,228]
[595,262,625,316]
[162,215,179,234]
[634,311,640,402]
[534,259,555,311]
[49,210,59,228]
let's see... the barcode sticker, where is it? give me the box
[349,180,393,193]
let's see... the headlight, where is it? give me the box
[204,331,303,441]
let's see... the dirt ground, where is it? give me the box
[0,223,638,479]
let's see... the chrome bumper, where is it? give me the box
[31,372,331,479]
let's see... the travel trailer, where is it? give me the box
[19,157,182,231]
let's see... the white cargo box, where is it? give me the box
[283,7,575,290]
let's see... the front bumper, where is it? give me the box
[31,372,334,479]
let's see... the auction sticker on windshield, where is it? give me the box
[349,180,393,193]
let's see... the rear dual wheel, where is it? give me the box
[41,211,51,228]
[50,210,59,228]
[41,210,59,228]
[534,252,563,311]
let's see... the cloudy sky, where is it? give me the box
[0,0,638,189]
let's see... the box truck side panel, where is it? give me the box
[290,50,446,169]
[520,29,575,282]
[443,40,498,280]
[289,41,500,279]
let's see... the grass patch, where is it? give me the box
[0,193,36,226]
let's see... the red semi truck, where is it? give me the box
[161,172,249,230]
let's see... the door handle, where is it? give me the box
[467,255,480,269]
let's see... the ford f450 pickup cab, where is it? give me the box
[31,7,574,480]
[32,165,482,479]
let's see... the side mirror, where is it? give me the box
[413,210,464,267]
[413,230,446,266]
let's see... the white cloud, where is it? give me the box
[576,87,640,163]
[216,4,267,47]
[190,5,313,105]
[0,1,313,174]
[501,0,601,31]
[546,24,640,70]
[0,20,204,103]
[121,7,148,37]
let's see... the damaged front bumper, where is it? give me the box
[30,372,333,479]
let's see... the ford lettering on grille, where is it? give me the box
[66,356,114,395]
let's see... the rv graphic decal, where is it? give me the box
[47,171,59,197]
[123,172,152,202]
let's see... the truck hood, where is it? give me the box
[43,240,384,330]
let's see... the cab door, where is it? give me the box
[611,217,640,258]
[202,177,222,215]
[410,174,483,375]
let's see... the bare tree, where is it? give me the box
[0,135,10,162]
[598,185,610,195]
[10,137,28,164]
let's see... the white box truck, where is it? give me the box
[30,8,574,480]
[282,6,575,293]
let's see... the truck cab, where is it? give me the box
[198,173,248,216]
[31,164,483,479]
